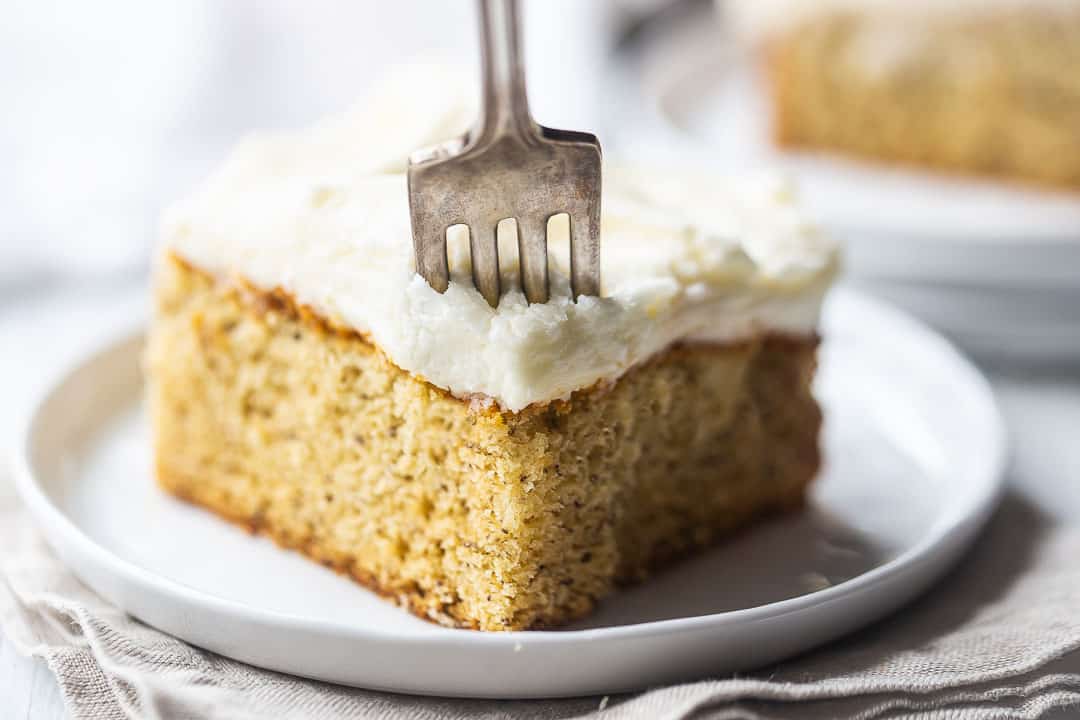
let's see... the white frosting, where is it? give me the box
[162,66,838,412]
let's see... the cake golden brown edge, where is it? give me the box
[148,252,822,630]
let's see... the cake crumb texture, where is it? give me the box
[147,255,822,630]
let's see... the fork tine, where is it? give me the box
[569,207,601,300]
[470,223,501,307]
[412,219,450,294]
[517,216,549,304]
[408,1,602,306]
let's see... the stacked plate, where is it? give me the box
[621,16,1080,363]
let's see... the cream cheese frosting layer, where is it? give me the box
[162,69,838,412]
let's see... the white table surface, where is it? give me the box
[2,283,1079,720]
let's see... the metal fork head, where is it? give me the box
[406,0,602,307]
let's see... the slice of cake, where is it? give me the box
[146,82,838,631]
[727,0,1080,189]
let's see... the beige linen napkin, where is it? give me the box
[5,478,1080,720]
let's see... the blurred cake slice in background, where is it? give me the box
[727,0,1080,189]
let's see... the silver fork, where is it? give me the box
[406,0,602,307]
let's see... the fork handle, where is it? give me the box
[475,0,534,139]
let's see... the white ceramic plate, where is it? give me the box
[852,280,1080,364]
[626,17,1080,290]
[13,289,1004,699]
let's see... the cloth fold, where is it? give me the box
[4,484,1080,720]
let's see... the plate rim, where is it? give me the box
[9,288,1008,692]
